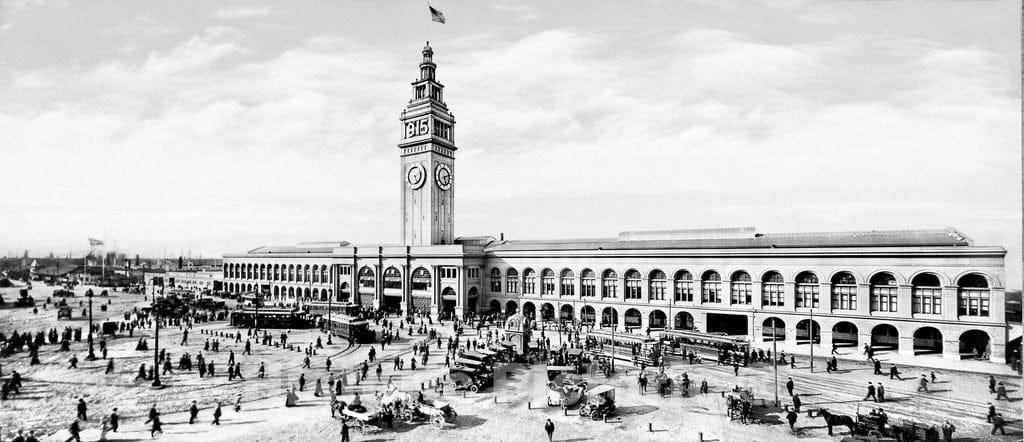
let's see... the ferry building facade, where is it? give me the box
[223,44,1011,363]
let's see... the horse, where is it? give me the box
[818,409,856,436]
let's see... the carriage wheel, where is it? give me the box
[432,415,444,429]
[868,430,882,438]
[469,384,479,393]
[547,398,555,406]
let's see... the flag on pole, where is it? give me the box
[88,238,105,247]
[429,5,446,24]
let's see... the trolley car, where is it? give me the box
[230,308,310,329]
[327,315,375,343]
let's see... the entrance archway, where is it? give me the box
[624,308,642,329]
[601,307,618,328]
[441,287,457,320]
[522,302,536,320]
[339,282,349,302]
[871,324,899,349]
[707,313,747,335]
[913,327,943,354]
[649,310,667,329]
[959,330,990,359]
[675,312,695,330]
[796,319,821,344]
[762,317,785,341]
[581,305,595,325]
[541,303,555,321]
[383,295,401,312]
[489,299,501,313]
[560,304,574,321]
[505,300,518,315]
[832,322,858,347]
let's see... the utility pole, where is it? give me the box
[773,317,779,407]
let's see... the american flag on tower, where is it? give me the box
[429,5,446,24]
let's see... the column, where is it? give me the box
[430,265,441,318]
[722,280,732,306]
[400,264,411,316]
[897,334,915,356]
[752,281,764,310]
[942,336,961,360]
[819,282,833,314]
[373,263,383,310]
[940,286,958,321]
[784,282,796,311]
[856,284,871,316]
[455,266,465,320]
[897,284,913,316]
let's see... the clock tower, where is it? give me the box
[399,42,456,245]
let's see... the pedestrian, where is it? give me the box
[989,375,997,394]
[792,394,802,413]
[789,355,795,369]
[110,408,119,432]
[189,400,199,424]
[544,418,555,442]
[733,361,739,376]
[889,365,899,380]
[991,413,1006,435]
[786,377,794,396]
[930,371,936,383]
[877,384,885,402]
[234,394,242,412]
[941,420,955,442]
[785,406,798,432]
[234,362,243,379]
[873,359,882,375]
[864,382,877,402]
[77,398,88,421]
[67,419,81,442]
[69,354,78,369]
[831,343,838,355]
[987,402,996,423]
[304,356,311,369]
[99,416,111,441]
[258,362,265,378]
[212,402,222,425]
[341,420,350,442]
[105,358,115,374]
[299,373,306,391]
[917,375,929,393]
[326,358,332,371]
[315,378,323,397]
[995,382,1009,400]
[376,364,382,382]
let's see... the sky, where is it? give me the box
[0,1,1020,287]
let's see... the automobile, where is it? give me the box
[448,366,493,393]
[578,385,616,420]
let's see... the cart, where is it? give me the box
[419,400,458,429]
[546,379,586,408]
[578,385,616,420]
[341,407,383,434]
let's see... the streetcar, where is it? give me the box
[230,308,311,329]
[326,315,375,343]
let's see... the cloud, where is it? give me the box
[101,14,177,53]
[208,5,280,20]
[491,4,540,21]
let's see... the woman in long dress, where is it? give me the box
[99,416,111,441]
[314,378,323,397]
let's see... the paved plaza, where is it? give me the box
[0,286,1020,442]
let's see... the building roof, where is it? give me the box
[36,264,81,277]
[484,228,975,252]
[248,241,350,254]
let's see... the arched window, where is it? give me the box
[304,265,311,282]
[701,270,721,303]
[259,264,265,280]
[288,265,295,282]
[649,270,666,301]
[541,269,555,295]
[673,270,693,302]
[601,269,619,298]
[581,269,595,297]
[958,273,990,317]
[870,272,898,312]
[412,267,431,291]
[489,268,502,293]
[795,272,819,308]
[506,268,519,294]
[624,270,642,300]
[358,266,375,288]
[383,267,402,289]
[912,273,942,315]
[761,271,784,306]
[312,265,320,283]
[730,271,752,305]
[523,268,537,295]
[831,272,857,310]
[296,264,303,282]
[322,265,329,283]
[560,269,574,296]
[273,265,279,281]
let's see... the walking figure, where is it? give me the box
[995,382,1009,400]
[544,418,555,442]
[213,402,222,425]
[917,375,929,393]
[864,382,877,402]
[189,400,199,424]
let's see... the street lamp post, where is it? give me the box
[772,317,779,407]
[808,308,814,373]
[151,300,163,388]
[85,289,96,360]
[327,279,333,345]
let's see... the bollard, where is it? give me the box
[807,409,813,418]
[649,422,653,432]
[527,401,531,409]
[698,432,704,442]
[603,415,608,423]
[494,396,497,404]
[463,390,466,398]
[564,407,568,416]
[421,382,425,390]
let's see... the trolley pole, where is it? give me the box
[809,308,814,373]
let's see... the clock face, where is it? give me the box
[435,164,452,190]
[407,163,426,189]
